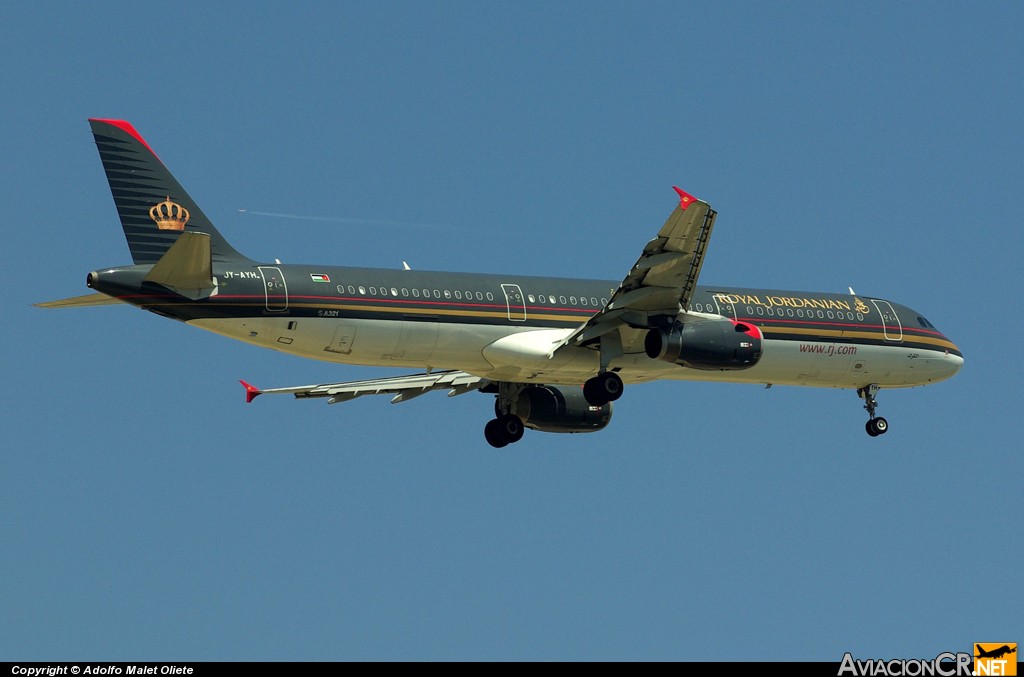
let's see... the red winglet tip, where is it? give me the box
[672,186,698,210]
[239,380,262,404]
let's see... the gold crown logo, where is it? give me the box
[149,196,190,232]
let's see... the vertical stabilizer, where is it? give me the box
[89,118,251,265]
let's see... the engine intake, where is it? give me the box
[515,385,612,433]
[645,320,762,370]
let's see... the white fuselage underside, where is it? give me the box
[190,317,961,389]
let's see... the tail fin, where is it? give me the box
[89,119,251,265]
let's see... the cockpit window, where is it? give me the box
[917,316,935,329]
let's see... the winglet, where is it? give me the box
[673,186,698,210]
[240,380,262,403]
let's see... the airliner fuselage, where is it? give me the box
[87,262,962,390]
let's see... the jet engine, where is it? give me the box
[514,385,612,433]
[645,319,762,370]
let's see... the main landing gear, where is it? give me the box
[485,383,527,448]
[858,384,889,437]
[583,371,623,407]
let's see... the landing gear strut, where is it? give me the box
[858,384,889,437]
[584,332,625,407]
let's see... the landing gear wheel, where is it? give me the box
[873,417,888,435]
[497,413,525,443]
[484,415,525,447]
[584,371,623,406]
[866,417,888,437]
[484,419,509,448]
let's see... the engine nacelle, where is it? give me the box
[645,319,763,370]
[515,385,612,433]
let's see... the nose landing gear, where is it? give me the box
[858,384,889,437]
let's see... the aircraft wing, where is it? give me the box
[241,370,489,405]
[552,187,717,352]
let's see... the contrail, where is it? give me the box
[237,209,471,232]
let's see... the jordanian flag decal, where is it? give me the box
[310,274,331,283]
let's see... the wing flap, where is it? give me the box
[242,370,489,405]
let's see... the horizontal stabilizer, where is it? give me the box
[144,231,214,289]
[35,292,122,309]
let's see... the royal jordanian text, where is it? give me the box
[715,293,860,311]
[837,652,972,676]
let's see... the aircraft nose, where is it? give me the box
[937,349,964,380]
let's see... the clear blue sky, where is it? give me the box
[4,1,1021,661]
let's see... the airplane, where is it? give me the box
[975,645,1017,660]
[39,119,964,447]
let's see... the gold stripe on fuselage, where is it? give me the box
[760,325,960,352]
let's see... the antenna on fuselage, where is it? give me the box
[848,286,857,295]
[402,261,411,270]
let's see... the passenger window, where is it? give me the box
[559,296,566,304]
[391,288,398,296]
[347,285,355,294]
[444,290,451,299]
[412,289,420,297]
[454,290,462,299]
[570,296,577,304]
[358,286,366,295]
[369,286,376,295]
[528,294,536,303]
[401,288,408,297]
[476,292,483,300]
[433,290,440,298]
[591,297,598,306]
[600,298,608,305]
[486,292,494,301]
